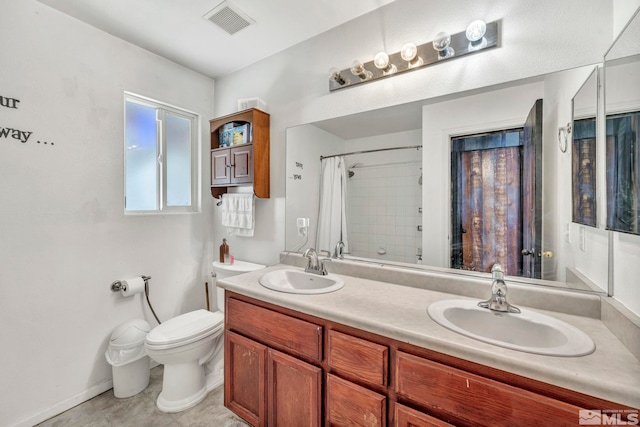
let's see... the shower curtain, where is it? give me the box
[316,156,349,254]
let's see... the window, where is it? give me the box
[124,93,199,213]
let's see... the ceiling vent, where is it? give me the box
[204,1,255,35]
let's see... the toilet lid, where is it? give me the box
[146,309,224,348]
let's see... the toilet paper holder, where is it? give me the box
[110,276,152,292]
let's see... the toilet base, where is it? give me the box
[156,359,224,413]
[156,362,207,413]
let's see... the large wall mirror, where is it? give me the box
[285,64,612,295]
[604,7,640,303]
[604,8,640,235]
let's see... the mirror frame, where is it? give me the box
[571,66,600,228]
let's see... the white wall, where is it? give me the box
[0,2,215,426]
[613,0,640,36]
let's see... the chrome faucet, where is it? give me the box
[334,241,345,259]
[303,248,328,275]
[478,262,521,313]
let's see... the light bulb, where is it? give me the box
[466,20,488,51]
[432,32,455,59]
[373,51,397,75]
[401,43,417,61]
[329,67,346,85]
[350,60,372,80]
[400,43,423,68]
[466,20,487,42]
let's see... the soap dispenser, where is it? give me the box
[219,238,229,264]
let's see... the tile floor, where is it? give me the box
[36,366,250,427]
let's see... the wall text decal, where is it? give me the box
[1,94,55,147]
[0,95,20,109]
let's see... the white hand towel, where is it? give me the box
[221,193,255,236]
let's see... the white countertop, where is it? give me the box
[218,264,640,409]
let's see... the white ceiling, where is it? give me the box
[36,0,395,79]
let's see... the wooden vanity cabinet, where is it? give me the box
[224,292,632,427]
[209,108,269,199]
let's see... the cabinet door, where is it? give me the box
[225,331,266,427]
[211,149,231,185]
[327,373,386,427]
[267,349,321,427]
[231,145,253,184]
[393,402,452,427]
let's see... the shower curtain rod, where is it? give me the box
[320,144,422,160]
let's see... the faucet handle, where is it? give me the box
[491,262,504,280]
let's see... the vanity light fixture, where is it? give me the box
[373,51,397,74]
[350,60,373,81]
[328,19,499,92]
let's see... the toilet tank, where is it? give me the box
[212,260,265,312]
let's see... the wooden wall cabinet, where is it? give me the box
[209,108,269,199]
[224,292,632,427]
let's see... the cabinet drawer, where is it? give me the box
[395,351,581,427]
[227,297,323,361]
[328,330,388,387]
[327,373,386,427]
[393,402,453,427]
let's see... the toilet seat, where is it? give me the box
[146,309,223,350]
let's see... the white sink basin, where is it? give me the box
[427,299,595,357]
[259,269,344,294]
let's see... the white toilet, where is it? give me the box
[144,260,265,413]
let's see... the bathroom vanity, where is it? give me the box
[219,263,640,427]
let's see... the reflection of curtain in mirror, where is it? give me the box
[606,112,640,234]
[316,156,349,253]
[572,118,597,227]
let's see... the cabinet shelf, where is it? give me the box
[209,108,270,199]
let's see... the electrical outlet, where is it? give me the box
[297,217,309,237]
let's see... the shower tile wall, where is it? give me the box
[347,162,422,263]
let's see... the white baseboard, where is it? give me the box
[11,379,113,427]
